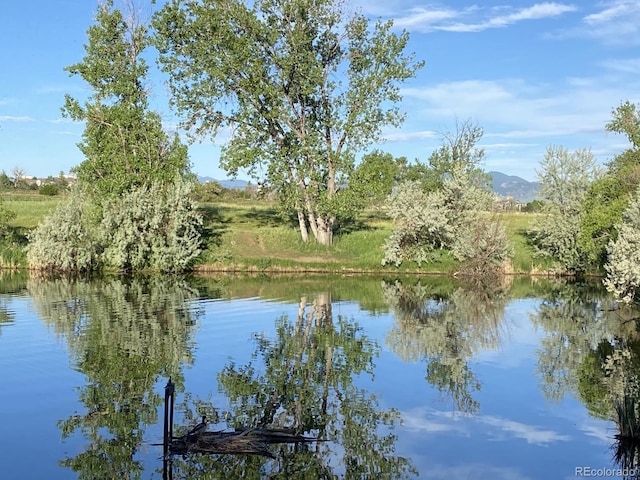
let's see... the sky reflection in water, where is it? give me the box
[0,274,632,479]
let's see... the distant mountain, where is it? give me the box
[488,171,540,202]
[197,172,540,202]
[198,176,249,189]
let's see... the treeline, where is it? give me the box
[0,170,71,196]
[377,102,640,305]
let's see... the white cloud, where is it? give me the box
[399,75,633,141]
[393,3,576,33]
[0,115,34,122]
[50,130,77,136]
[418,463,532,480]
[394,7,461,31]
[49,118,76,124]
[580,0,640,45]
[383,129,439,142]
[480,414,571,445]
[401,407,571,446]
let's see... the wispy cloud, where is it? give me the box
[402,407,570,446]
[480,414,570,444]
[399,75,632,140]
[550,0,640,44]
[383,129,439,142]
[50,130,77,136]
[0,115,34,122]
[416,463,532,480]
[394,3,577,33]
[600,57,640,74]
[582,0,640,44]
[49,117,76,124]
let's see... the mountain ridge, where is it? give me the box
[199,171,541,202]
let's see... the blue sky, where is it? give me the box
[1,0,639,182]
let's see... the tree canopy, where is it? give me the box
[152,0,423,244]
[579,101,640,267]
[27,1,202,274]
[63,0,189,198]
[529,145,599,272]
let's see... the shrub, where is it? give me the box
[383,166,512,274]
[604,188,640,304]
[39,184,60,196]
[26,188,100,273]
[382,181,452,266]
[100,178,202,273]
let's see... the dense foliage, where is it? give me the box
[26,187,101,273]
[153,0,423,245]
[348,150,407,208]
[383,123,512,275]
[604,187,640,304]
[27,179,202,273]
[62,0,189,198]
[528,146,599,272]
[101,178,202,273]
[0,196,16,240]
[579,101,640,266]
[27,1,202,273]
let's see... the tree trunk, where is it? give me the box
[314,216,334,246]
[297,210,309,242]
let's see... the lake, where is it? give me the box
[0,272,638,479]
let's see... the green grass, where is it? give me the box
[1,192,62,229]
[1,191,545,274]
[195,201,528,274]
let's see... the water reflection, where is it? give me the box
[5,273,640,477]
[0,271,27,333]
[27,275,203,480]
[383,278,510,414]
[530,279,640,477]
[168,292,417,479]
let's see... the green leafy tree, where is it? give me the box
[0,196,15,240]
[27,1,202,274]
[0,171,12,190]
[63,0,189,198]
[529,145,599,272]
[604,187,640,304]
[580,101,640,266]
[419,119,490,193]
[348,150,406,208]
[152,0,423,245]
[608,101,640,149]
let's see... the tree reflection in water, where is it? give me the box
[168,292,417,480]
[383,278,509,414]
[530,279,640,478]
[28,275,202,480]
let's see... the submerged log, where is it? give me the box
[168,427,320,458]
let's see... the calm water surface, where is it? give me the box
[0,273,637,479]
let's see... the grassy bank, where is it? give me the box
[1,192,543,274]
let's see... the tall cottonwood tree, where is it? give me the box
[152,0,423,244]
[63,0,189,198]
